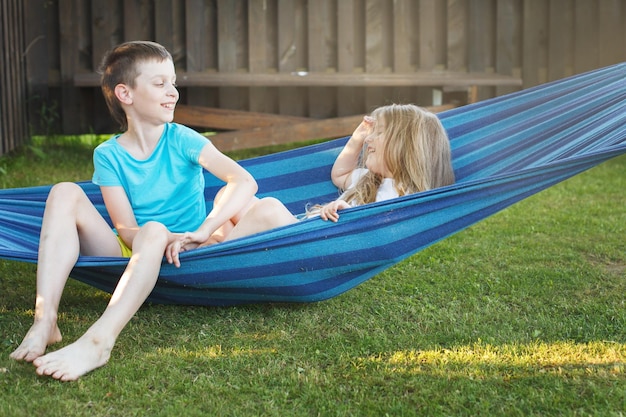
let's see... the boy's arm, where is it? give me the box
[192,141,258,242]
[165,141,257,267]
[330,116,374,190]
[100,186,141,247]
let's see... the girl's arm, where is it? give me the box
[330,116,374,190]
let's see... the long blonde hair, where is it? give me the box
[340,104,455,206]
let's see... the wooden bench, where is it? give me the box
[74,70,522,104]
[172,104,454,152]
[74,70,520,151]
[75,70,522,86]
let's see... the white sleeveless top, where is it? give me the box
[344,168,398,207]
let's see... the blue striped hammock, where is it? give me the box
[1,63,625,306]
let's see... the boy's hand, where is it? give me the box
[165,239,184,267]
[165,231,204,267]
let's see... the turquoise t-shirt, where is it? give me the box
[92,123,210,233]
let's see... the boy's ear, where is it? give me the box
[114,84,132,105]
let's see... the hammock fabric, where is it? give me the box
[1,64,625,306]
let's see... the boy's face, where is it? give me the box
[127,58,179,125]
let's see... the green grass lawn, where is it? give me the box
[1,139,624,416]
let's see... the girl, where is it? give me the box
[218,103,455,241]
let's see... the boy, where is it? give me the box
[10,41,258,381]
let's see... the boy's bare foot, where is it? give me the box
[10,320,62,362]
[32,333,113,381]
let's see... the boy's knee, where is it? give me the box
[49,182,81,196]
[252,198,292,226]
[140,221,169,235]
[47,182,84,204]
[137,221,169,246]
[254,197,282,214]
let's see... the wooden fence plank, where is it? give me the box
[155,0,175,60]
[217,0,247,110]
[1,0,12,152]
[393,0,412,72]
[573,0,598,74]
[469,0,496,101]
[337,0,365,116]
[91,0,120,65]
[447,0,468,72]
[418,0,442,104]
[419,0,437,70]
[59,0,84,133]
[90,0,121,132]
[217,0,237,72]
[392,0,418,104]
[307,0,336,118]
[23,0,50,136]
[364,0,391,109]
[433,0,447,66]
[495,0,521,96]
[548,0,574,81]
[0,0,28,153]
[598,0,624,67]
[185,0,218,107]
[124,0,154,41]
[247,0,267,113]
[522,0,549,88]
[277,0,308,117]
[248,0,267,72]
[248,0,278,113]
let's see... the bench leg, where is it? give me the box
[432,89,443,106]
[467,86,479,104]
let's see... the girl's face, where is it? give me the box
[364,118,392,177]
[128,59,179,125]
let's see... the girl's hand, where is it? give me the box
[331,115,375,189]
[351,115,375,143]
[319,200,351,222]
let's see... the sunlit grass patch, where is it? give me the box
[362,341,626,379]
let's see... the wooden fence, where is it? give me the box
[0,0,28,155]
[4,0,626,153]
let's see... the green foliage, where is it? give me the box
[37,99,60,140]
[1,140,624,416]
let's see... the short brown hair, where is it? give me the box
[99,41,172,131]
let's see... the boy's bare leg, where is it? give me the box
[198,187,257,246]
[200,220,234,245]
[32,221,168,381]
[225,197,298,241]
[10,183,120,362]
